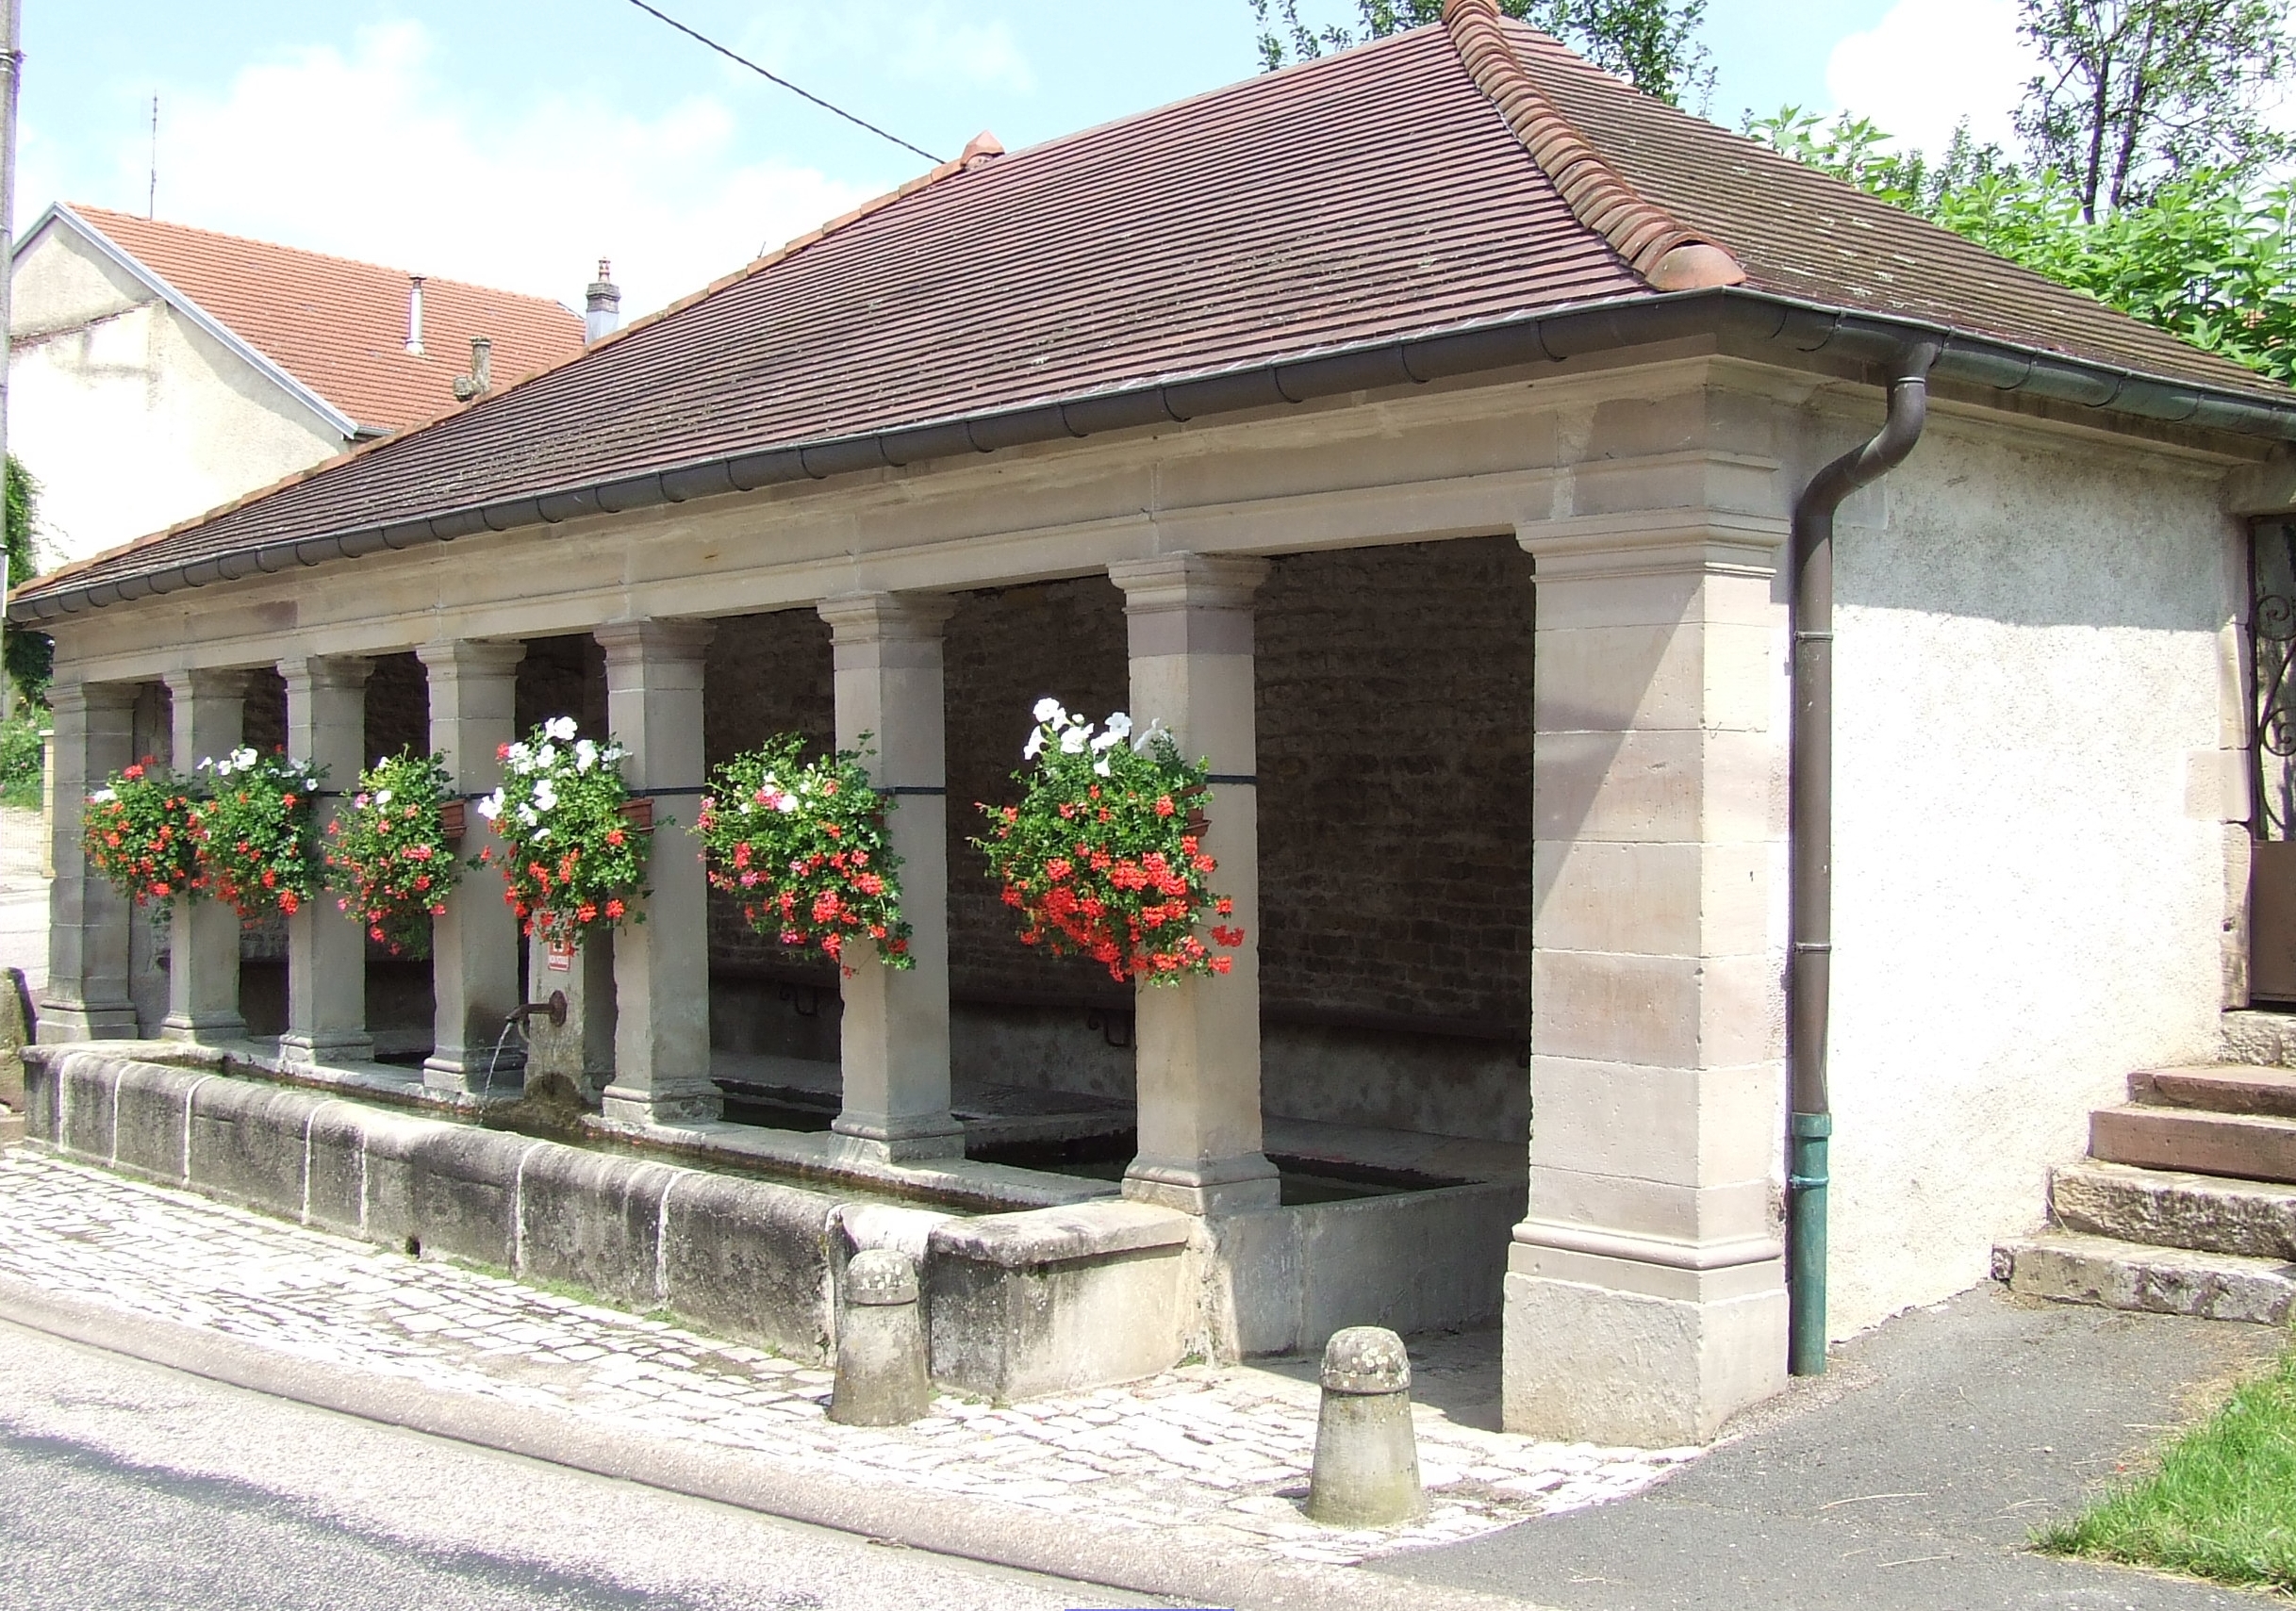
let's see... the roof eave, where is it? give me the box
[14,285,2295,627]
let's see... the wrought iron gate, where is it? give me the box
[2251,518,2296,1000]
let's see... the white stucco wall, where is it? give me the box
[8,224,347,571]
[1826,408,2240,1337]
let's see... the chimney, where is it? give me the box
[453,336,493,402]
[405,274,426,355]
[585,258,621,343]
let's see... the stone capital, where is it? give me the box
[818,591,957,642]
[44,680,138,719]
[1107,553,1271,615]
[277,653,375,693]
[415,638,526,681]
[594,616,716,667]
[163,666,253,702]
[1516,512,1788,583]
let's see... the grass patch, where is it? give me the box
[2038,1341,2296,1592]
[0,714,42,812]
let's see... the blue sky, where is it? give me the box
[20,1,2038,317]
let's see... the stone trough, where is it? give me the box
[20,1046,1521,1396]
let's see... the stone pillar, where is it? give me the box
[279,654,374,1067]
[1107,554,1277,1215]
[595,618,719,1126]
[1507,518,1791,1446]
[159,668,249,1044]
[38,680,140,1041]
[818,593,963,1162]
[419,639,525,1095]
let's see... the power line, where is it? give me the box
[620,0,943,166]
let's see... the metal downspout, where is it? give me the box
[1787,340,1940,1376]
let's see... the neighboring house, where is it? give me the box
[20,1,2296,1448]
[8,205,591,570]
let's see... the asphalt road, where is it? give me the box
[0,1321,1166,1611]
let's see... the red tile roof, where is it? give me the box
[67,205,585,435]
[15,5,2293,620]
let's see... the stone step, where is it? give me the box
[2132,1063,2296,1119]
[1991,1230,2296,1324]
[2090,1103,2296,1185]
[2051,1159,2296,1259]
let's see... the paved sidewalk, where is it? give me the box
[0,1148,1692,1575]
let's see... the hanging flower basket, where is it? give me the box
[82,758,206,909]
[474,716,648,946]
[973,699,1244,985]
[191,747,325,920]
[698,732,912,974]
[324,750,461,957]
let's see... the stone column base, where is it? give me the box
[1122,1153,1282,1216]
[278,1031,374,1070]
[1502,1255,1787,1447]
[34,1002,140,1043]
[422,1049,525,1102]
[158,1011,247,1044]
[601,1082,722,1127]
[831,1115,966,1164]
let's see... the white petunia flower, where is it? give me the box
[233,747,257,769]
[374,789,392,807]
[1023,727,1047,760]
[304,778,319,791]
[775,795,800,814]
[1092,757,1112,778]
[533,781,559,813]
[475,790,504,821]
[1101,711,1132,740]
[89,788,117,804]
[574,739,597,773]
[544,715,578,742]
[517,804,539,828]
[1131,716,1169,753]
[1059,723,1090,754]
[1032,697,1066,725]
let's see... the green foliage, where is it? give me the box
[972,700,1243,985]
[697,733,914,973]
[474,716,647,946]
[2038,1344,2296,1591]
[1248,0,1713,106]
[0,714,44,811]
[1749,107,2296,386]
[192,747,325,920]
[3,457,49,704]
[2017,0,2292,221]
[325,751,460,958]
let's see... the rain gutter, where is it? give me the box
[13,286,2296,630]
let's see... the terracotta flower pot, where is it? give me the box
[438,799,467,842]
[619,797,655,832]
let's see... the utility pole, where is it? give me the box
[0,0,19,718]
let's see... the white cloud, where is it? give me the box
[76,21,880,317]
[1825,0,2039,157]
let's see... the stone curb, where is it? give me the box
[0,1272,1550,1611]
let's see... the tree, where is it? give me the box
[3,456,49,706]
[2015,0,2293,222]
[1749,108,2296,387]
[1248,0,1716,107]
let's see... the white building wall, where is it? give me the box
[1826,408,2239,1337]
[9,226,346,571]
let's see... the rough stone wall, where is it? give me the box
[1256,537,1535,1035]
[516,633,607,737]
[364,651,429,764]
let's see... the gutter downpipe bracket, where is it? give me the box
[1787,339,1939,1376]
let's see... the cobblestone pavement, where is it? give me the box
[0,1148,1701,1568]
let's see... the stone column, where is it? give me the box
[818,592,963,1162]
[38,680,140,1041]
[1107,554,1278,1215]
[1507,517,1791,1447]
[278,654,374,1067]
[159,668,249,1043]
[596,618,719,1126]
[419,639,525,1095]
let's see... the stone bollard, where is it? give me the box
[829,1249,933,1426]
[1306,1325,1426,1526]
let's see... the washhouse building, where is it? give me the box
[17,1,2296,1444]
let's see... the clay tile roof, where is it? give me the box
[14,16,2292,618]
[64,205,585,435]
